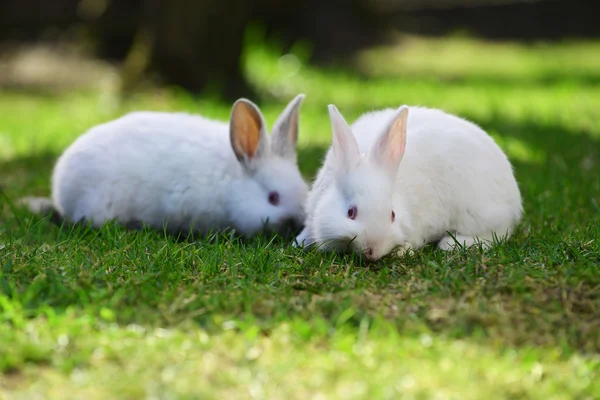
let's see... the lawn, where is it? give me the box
[1,34,600,399]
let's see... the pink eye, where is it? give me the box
[268,191,280,206]
[347,205,357,220]
[391,210,395,222]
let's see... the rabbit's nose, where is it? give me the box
[363,247,382,262]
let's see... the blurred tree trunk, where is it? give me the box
[96,0,255,99]
[94,0,381,99]
[148,0,255,99]
[128,0,378,99]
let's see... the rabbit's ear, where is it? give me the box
[271,94,305,162]
[230,99,269,169]
[368,106,409,178]
[329,104,360,173]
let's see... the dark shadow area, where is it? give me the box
[388,0,599,42]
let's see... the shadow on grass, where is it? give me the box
[0,152,57,196]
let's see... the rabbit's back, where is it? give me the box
[52,112,237,230]
[352,106,522,244]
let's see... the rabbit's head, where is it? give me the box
[227,94,309,237]
[312,105,409,261]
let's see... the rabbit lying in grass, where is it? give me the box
[23,95,309,238]
[295,104,523,261]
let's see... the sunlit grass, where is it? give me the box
[357,34,600,82]
[3,306,598,399]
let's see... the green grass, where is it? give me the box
[1,34,600,398]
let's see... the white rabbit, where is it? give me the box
[41,94,308,237]
[295,104,523,261]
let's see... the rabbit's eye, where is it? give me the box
[347,205,357,220]
[391,210,395,222]
[268,191,280,206]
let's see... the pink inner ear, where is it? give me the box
[390,147,403,163]
[372,109,408,174]
[231,101,264,161]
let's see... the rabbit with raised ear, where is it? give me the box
[295,104,523,261]
[37,94,308,237]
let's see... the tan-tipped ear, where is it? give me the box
[329,104,360,173]
[230,99,269,166]
[271,93,305,161]
[369,106,409,177]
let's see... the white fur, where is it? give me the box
[51,95,309,237]
[296,105,523,261]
